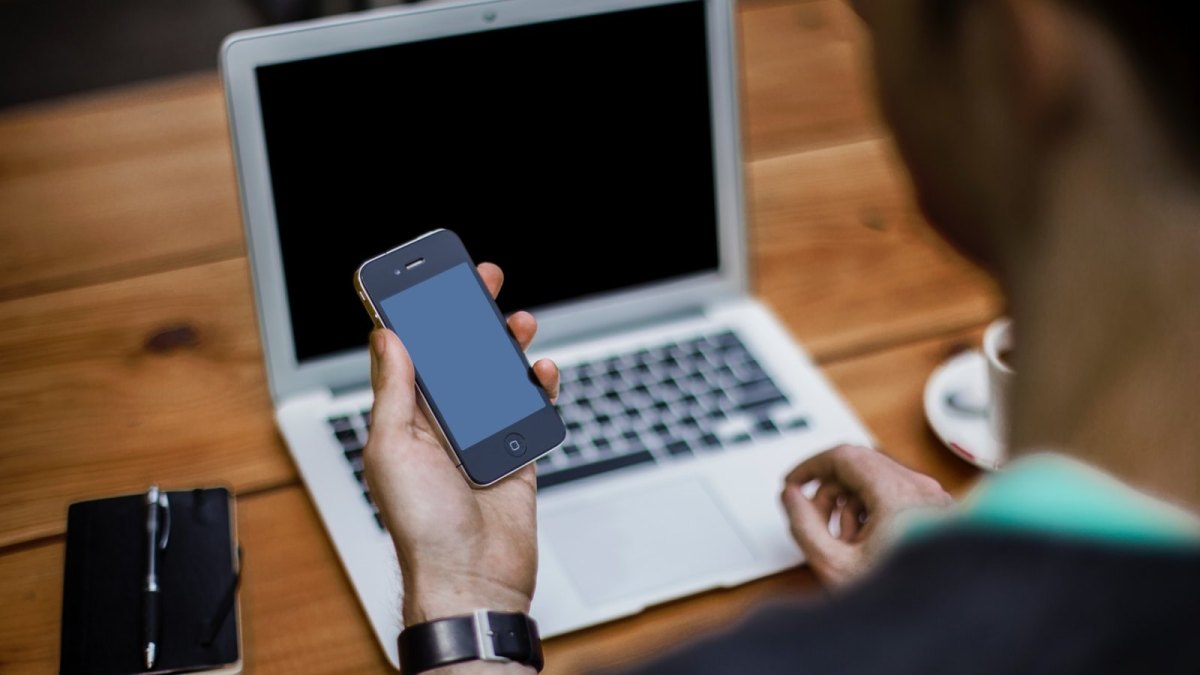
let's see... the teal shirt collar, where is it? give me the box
[901,452,1200,547]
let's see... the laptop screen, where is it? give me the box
[256,0,720,364]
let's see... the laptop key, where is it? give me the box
[562,443,582,458]
[536,450,656,490]
[713,331,741,349]
[737,362,769,384]
[737,381,789,414]
[755,418,779,435]
[737,371,773,389]
[665,440,693,456]
[328,416,353,431]
[699,432,721,448]
[335,428,362,450]
[739,395,788,416]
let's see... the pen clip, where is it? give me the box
[158,493,171,551]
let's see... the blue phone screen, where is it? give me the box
[377,263,545,450]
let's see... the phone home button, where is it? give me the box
[504,433,527,457]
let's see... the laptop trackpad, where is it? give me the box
[543,478,756,606]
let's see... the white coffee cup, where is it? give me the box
[982,318,1015,446]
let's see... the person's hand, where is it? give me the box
[363,262,560,629]
[780,444,953,587]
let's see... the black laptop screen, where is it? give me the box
[256,0,720,363]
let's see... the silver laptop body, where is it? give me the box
[221,0,872,667]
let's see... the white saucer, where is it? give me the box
[923,350,1007,471]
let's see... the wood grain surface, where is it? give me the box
[740,0,876,159]
[0,75,243,302]
[0,259,293,548]
[0,0,1001,671]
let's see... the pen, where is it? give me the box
[143,485,169,670]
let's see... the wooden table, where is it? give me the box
[0,1,1000,672]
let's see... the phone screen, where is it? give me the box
[376,262,545,450]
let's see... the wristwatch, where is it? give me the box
[398,609,544,674]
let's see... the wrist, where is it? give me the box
[403,575,533,626]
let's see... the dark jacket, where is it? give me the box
[620,528,1200,674]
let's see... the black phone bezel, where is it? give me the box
[357,229,565,485]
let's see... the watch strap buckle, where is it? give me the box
[472,609,511,663]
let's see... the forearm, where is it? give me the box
[403,575,533,625]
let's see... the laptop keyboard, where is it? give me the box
[542,330,808,490]
[325,329,810,530]
[325,410,383,530]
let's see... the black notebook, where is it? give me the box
[60,488,242,675]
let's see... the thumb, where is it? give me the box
[370,329,417,434]
[781,483,844,564]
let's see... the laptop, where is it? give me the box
[221,0,873,667]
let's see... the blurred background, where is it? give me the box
[0,0,421,108]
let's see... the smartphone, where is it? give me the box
[354,229,566,486]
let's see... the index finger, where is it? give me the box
[784,445,874,494]
[477,262,504,299]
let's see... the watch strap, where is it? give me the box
[398,610,543,674]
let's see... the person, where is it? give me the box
[363,0,1200,672]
